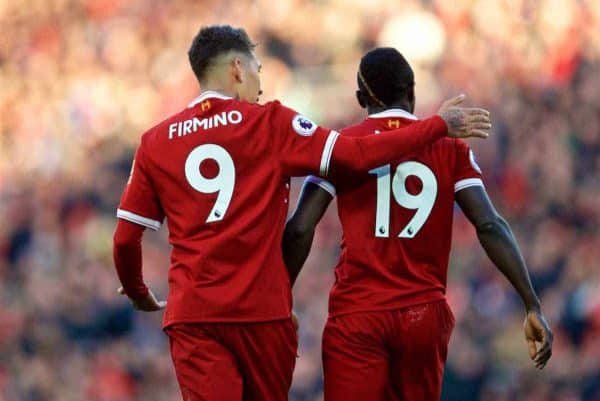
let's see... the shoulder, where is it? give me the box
[451,138,470,151]
[139,124,162,149]
[250,99,287,114]
[233,100,293,122]
[260,100,301,119]
[262,100,321,122]
[340,119,373,137]
[262,99,284,109]
[429,137,464,153]
[261,101,324,136]
[140,106,192,142]
[236,98,274,112]
[427,138,483,174]
[418,138,464,165]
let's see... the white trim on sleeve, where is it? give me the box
[305,176,336,197]
[116,209,161,231]
[454,178,484,193]
[319,130,340,176]
[469,149,482,173]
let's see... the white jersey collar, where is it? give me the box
[188,91,232,108]
[368,108,418,120]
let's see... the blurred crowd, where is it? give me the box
[1,0,599,400]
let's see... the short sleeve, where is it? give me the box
[304,176,336,197]
[270,102,339,177]
[453,139,484,193]
[116,144,165,230]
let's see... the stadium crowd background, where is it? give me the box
[1,0,599,400]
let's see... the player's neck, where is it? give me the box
[198,80,238,100]
[200,87,237,99]
[367,100,413,116]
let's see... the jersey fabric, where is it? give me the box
[322,301,454,401]
[309,108,484,318]
[117,91,338,326]
[165,319,297,401]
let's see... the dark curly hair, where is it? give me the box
[357,47,415,108]
[188,25,256,82]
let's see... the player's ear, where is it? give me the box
[356,90,367,108]
[232,57,244,84]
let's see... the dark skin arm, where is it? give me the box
[282,182,333,286]
[456,185,553,369]
[283,181,553,369]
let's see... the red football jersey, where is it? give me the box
[117,91,339,326]
[309,109,483,317]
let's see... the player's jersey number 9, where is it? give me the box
[369,161,437,238]
[185,144,235,223]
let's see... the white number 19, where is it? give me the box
[369,161,437,238]
[185,144,235,223]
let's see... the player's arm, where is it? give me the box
[113,220,166,311]
[282,179,334,286]
[455,186,553,369]
[327,95,490,176]
[113,143,166,312]
[277,95,491,179]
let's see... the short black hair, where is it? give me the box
[188,25,256,82]
[357,47,415,107]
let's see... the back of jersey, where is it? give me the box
[117,91,335,326]
[324,109,483,317]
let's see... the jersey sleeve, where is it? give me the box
[453,139,484,193]
[116,143,165,230]
[270,102,339,177]
[304,176,336,197]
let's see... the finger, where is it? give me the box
[464,130,489,139]
[534,340,552,363]
[535,349,551,367]
[526,339,538,359]
[466,114,491,124]
[462,107,490,116]
[466,119,491,128]
[534,350,551,369]
[117,287,125,295]
[535,349,551,369]
[466,122,492,131]
[536,329,552,353]
[443,94,466,107]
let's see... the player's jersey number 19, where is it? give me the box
[185,144,235,223]
[369,161,437,238]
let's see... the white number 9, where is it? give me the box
[185,144,235,223]
[392,162,437,238]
